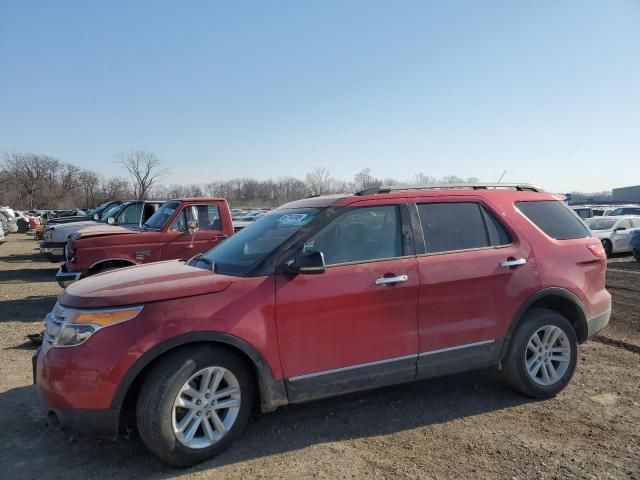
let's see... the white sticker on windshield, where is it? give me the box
[277,213,312,226]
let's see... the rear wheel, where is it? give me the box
[136,346,254,466]
[501,308,578,398]
[602,239,613,258]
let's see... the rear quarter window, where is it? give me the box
[517,201,590,240]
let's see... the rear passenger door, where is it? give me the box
[412,199,539,378]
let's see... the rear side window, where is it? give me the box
[517,201,590,240]
[417,202,509,254]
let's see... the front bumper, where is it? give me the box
[33,347,120,438]
[40,241,65,261]
[587,309,611,338]
[56,264,82,288]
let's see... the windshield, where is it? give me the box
[100,203,125,222]
[586,218,616,231]
[144,201,180,229]
[196,208,320,276]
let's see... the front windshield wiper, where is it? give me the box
[188,253,215,272]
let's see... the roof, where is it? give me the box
[279,183,554,209]
[173,197,226,203]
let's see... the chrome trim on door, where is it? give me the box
[374,275,408,286]
[288,354,417,382]
[500,258,527,268]
[418,339,495,357]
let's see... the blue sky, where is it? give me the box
[1,0,638,192]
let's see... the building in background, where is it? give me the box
[612,185,640,203]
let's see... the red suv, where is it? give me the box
[34,184,611,466]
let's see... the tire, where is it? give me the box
[501,308,578,399]
[633,249,640,262]
[17,219,29,233]
[602,239,612,258]
[136,346,254,466]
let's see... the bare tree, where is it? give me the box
[306,167,334,196]
[116,151,167,200]
[3,152,61,208]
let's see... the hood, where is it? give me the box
[61,260,234,308]
[70,224,139,240]
[49,221,99,241]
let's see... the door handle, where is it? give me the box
[500,258,527,268]
[375,275,408,286]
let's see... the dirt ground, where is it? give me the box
[0,233,638,480]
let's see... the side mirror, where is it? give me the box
[286,250,325,275]
[187,220,199,233]
[107,217,115,225]
[93,213,99,221]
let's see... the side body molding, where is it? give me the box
[111,332,288,413]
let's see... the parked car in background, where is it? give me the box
[609,206,640,216]
[41,201,163,261]
[585,216,640,257]
[572,206,594,219]
[55,197,233,287]
[629,230,640,261]
[0,211,18,233]
[36,184,610,466]
[44,202,121,227]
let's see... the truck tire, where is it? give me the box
[501,308,578,399]
[136,346,254,466]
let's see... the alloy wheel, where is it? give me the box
[172,366,241,449]
[524,325,571,386]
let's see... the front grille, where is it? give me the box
[43,304,71,348]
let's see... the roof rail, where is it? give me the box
[354,183,544,196]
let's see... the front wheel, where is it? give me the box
[136,346,254,466]
[633,249,640,262]
[501,309,578,398]
[602,239,613,258]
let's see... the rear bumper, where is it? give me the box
[40,242,65,260]
[587,309,611,338]
[56,265,82,288]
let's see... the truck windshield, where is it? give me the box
[144,201,180,230]
[197,208,320,276]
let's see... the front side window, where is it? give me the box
[417,202,492,254]
[305,205,403,265]
[617,219,632,229]
[100,204,123,222]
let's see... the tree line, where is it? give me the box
[1,150,482,209]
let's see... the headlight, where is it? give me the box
[46,305,144,348]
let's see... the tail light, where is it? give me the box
[587,242,607,260]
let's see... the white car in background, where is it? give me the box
[585,216,640,257]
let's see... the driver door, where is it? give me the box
[161,204,227,260]
[275,203,419,402]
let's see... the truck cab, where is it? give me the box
[56,198,233,287]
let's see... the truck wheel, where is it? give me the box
[501,308,578,399]
[136,346,254,466]
[633,249,640,262]
[601,239,612,258]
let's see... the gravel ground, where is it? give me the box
[1,233,639,480]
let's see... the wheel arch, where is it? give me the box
[500,288,589,360]
[113,332,288,432]
[88,258,137,274]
